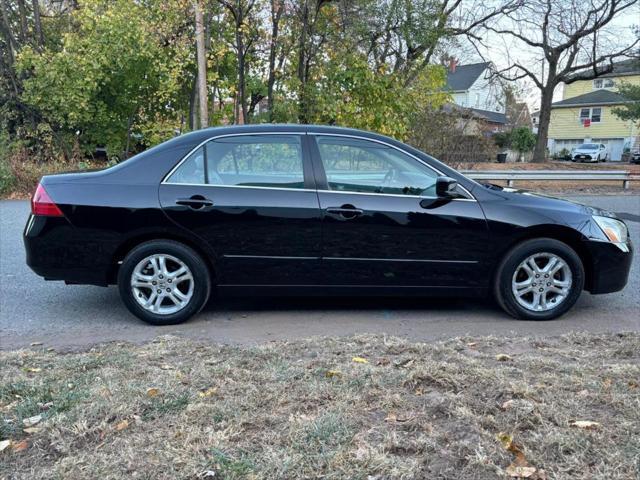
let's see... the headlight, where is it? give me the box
[593,215,629,251]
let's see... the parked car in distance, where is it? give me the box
[571,143,608,162]
[631,150,640,164]
[24,125,633,325]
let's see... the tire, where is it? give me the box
[494,238,584,320]
[118,240,211,325]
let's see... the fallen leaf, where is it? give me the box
[385,413,413,423]
[325,370,342,378]
[30,342,43,346]
[12,440,28,452]
[25,367,41,373]
[199,387,217,398]
[352,357,369,364]
[23,427,41,434]
[160,364,173,370]
[38,401,53,411]
[395,358,415,368]
[376,358,390,366]
[466,342,478,348]
[23,414,42,427]
[496,354,512,361]
[115,419,129,431]
[0,440,10,452]
[628,380,639,389]
[570,420,600,429]
[146,387,160,397]
[506,465,537,478]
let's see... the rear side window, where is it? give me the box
[166,148,205,184]
[167,135,304,189]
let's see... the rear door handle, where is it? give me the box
[176,195,213,209]
[325,205,363,219]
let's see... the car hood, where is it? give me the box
[480,183,616,218]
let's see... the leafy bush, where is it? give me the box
[0,132,16,196]
[510,126,536,154]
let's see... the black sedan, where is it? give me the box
[24,125,633,324]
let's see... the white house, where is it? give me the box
[445,61,507,128]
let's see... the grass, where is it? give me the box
[1,333,639,479]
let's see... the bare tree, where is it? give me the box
[217,0,259,124]
[31,0,44,46]
[266,0,285,122]
[194,0,208,129]
[347,0,520,86]
[477,0,639,162]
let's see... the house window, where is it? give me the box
[578,107,602,124]
[579,108,590,122]
[593,78,615,89]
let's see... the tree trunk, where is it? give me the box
[188,75,197,130]
[267,0,283,123]
[0,0,18,57]
[194,0,208,129]
[532,86,555,163]
[296,1,310,123]
[236,11,248,125]
[31,0,44,46]
[16,0,28,43]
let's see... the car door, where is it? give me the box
[309,134,489,288]
[159,133,322,286]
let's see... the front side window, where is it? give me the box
[315,136,438,196]
[167,135,304,189]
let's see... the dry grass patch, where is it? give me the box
[1,333,639,479]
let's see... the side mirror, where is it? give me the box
[435,176,459,198]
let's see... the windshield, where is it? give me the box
[577,143,598,150]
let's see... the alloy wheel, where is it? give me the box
[131,254,194,315]
[511,252,572,312]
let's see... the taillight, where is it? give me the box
[31,183,64,217]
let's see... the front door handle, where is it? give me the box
[176,195,213,210]
[325,205,363,219]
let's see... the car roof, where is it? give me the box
[149,124,398,157]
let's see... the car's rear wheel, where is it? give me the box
[118,240,211,325]
[494,238,584,320]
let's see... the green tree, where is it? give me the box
[510,127,536,161]
[16,0,192,158]
[612,82,640,125]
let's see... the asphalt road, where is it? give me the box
[1,194,639,350]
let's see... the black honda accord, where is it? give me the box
[24,125,632,324]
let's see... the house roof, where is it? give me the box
[551,89,630,108]
[444,103,507,124]
[445,62,490,91]
[470,107,507,124]
[567,58,640,81]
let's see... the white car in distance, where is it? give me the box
[571,143,608,163]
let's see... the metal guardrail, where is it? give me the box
[461,169,637,190]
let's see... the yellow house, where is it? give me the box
[548,59,639,161]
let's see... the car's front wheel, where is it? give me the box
[494,238,584,320]
[118,240,211,325]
